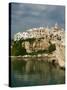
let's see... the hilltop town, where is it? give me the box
[14,23,64,43]
[11,23,65,68]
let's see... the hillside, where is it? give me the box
[11,23,65,68]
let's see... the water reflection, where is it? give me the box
[11,58,65,87]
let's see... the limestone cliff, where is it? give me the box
[21,37,65,68]
[13,24,65,68]
[22,38,50,53]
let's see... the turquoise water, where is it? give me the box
[11,58,65,87]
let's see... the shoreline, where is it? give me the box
[10,55,65,69]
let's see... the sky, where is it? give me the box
[10,3,65,39]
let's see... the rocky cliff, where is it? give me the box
[22,38,50,53]
[21,33,65,68]
[12,25,65,68]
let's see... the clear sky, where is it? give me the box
[10,3,65,39]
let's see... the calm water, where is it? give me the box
[11,57,65,87]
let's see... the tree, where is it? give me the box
[48,43,56,53]
[11,40,27,56]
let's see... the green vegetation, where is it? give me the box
[11,40,27,56]
[48,43,56,53]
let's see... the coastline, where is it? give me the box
[10,55,65,69]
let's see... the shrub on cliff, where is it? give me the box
[48,43,56,53]
[11,40,27,56]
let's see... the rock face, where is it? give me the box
[55,43,65,68]
[23,41,31,53]
[14,24,65,68]
[51,40,65,68]
[22,38,50,53]
[21,38,65,68]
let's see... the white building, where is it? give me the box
[27,27,49,38]
[14,32,23,41]
[22,32,29,39]
[14,24,64,43]
[14,32,29,41]
[14,27,50,41]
